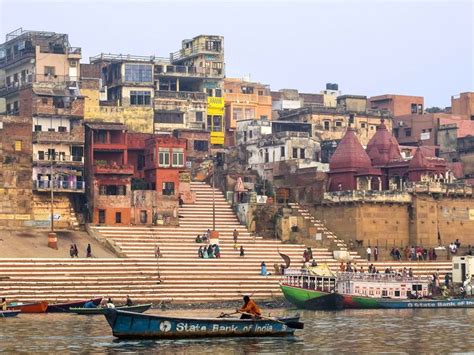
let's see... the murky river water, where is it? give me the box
[1,308,473,353]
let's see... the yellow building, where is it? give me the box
[207,96,224,145]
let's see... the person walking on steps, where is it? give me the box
[366,246,372,262]
[233,229,239,244]
[86,244,92,258]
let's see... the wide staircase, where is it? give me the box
[0,181,453,303]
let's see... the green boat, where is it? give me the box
[70,303,152,315]
[281,266,430,310]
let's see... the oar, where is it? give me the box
[238,311,304,329]
[218,311,239,318]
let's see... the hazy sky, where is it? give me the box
[1,0,472,107]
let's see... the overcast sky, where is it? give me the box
[1,0,472,107]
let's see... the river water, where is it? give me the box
[1,308,473,353]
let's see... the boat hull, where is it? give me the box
[280,284,343,310]
[46,298,102,313]
[0,310,21,318]
[8,301,48,313]
[341,295,382,309]
[71,303,152,315]
[379,298,474,309]
[104,310,299,339]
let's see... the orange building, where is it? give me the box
[451,92,474,120]
[224,78,272,130]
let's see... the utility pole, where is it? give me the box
[212,157,215,231]
[48,156,58,249]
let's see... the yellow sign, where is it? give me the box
[0,214,14,220]
[14,140,22,151]
[469,209,474,221]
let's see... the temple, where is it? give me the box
[328,119,456,192]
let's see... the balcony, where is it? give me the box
[154,64,224,79]
[33,180,85,193]
[33,130,84,144]
[170,43,223,62]
[33,154,84,165]
[94,163,134,175]
[0,47,36,69]
[67,47,82,59]
[0,74,79,97]
[155,90,207,101]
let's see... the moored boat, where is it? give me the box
[281,266,430,310]
[46,298,103,313]
[378,298,474,309]
[0,310,21,318]
[70,303,152,315]
[104,310,302,339]
[7,301,48,313]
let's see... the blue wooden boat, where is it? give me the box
[379,298,474,309]
[46,297,102,313]
[0,310,21,318]
[104,310,302,339]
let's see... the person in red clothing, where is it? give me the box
[237,295,261,319]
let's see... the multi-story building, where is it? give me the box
[451,92,474,120]
[319,83,341,108]
[271,89,324,119]
[0,28,81,115]
[85,122,188,226]
[368,94,424,117]
[86,35,225,147]
[277,105,392,146]
[223,78,272,147]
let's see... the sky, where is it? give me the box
[0,0,472,107]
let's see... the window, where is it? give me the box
[194,140,208,152]
[58,126,67,132]
[115,212,122,224]
[124,64,152,82]
[140,211,147,224]
[243,131,247,142]
[41,98,48,104]
[154,111,184,124]
[14,140,22,151]
[241,86,254,94]
[249,130,253,139]
[260,115,268,120]
[172,149,184,167]
[44,66,55,76]
[411,103,418,114]
[280,146,285,158]
[395,290,400,297]
[335,121,342,127]
[208,115,222,132]
[404,128,412,137]
[418,104,423,114]
[233,108,243,121]
[258,90,264,96]
[130,91,151,105]
[159,149,170,167]
[393,128,399,138]
[293,148,298,159]
[361,123,366,129]
[13,73,18,82]
[300,148,305,159]
[382,290,388,297]
[48,128,55,132]
[38,151,45,160]
[162,182,175,195]
[98,210,106,224]
[264,149,269,163]
[99,185,126,195]
[13,101,19,112]
[34,125,42,132]
[215,89,222,98]
[323,121,330,130]
[205,40,221,52]
[195,111,203,122]
[69,60,77,68]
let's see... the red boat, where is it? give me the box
[8,300,48,313]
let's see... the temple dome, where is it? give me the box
[329,128,372,171]
[409,146,432,170]
[366,119,402,166]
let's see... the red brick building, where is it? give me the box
[368,94,424,117]
[85,122,188,226]
[85,122,133,225]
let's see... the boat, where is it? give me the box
[0,310,21,318]
[378,298,474,309]
[104,309,302,339]
[70,303,152,315]
[7,301,48,313]
[46,298,103,313]
[281,266,430,310]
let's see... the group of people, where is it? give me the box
[198,244,221,258]
[69,243,92,258]
[365,246,379,261]
[449,240,462,255]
